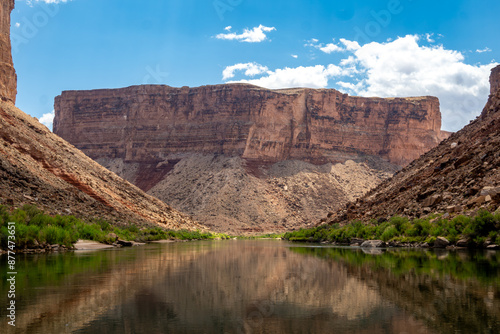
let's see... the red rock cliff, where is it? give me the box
[54,84,447,167]
[0,0,16,102]
[491,65,500,96]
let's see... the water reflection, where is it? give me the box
[1,241,499,333]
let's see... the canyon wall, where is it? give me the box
[0,0,16,102]
[54,84,447,167]
[491,65,500,96]
[53,84,449,233]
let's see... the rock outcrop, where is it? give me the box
[491,65,500,96]
[53,84,449,233]
[0,0,16,102]
[54,84,446,167]
[327,65,500,225]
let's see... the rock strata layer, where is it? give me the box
[54,84,447,167]
[53,84,449,233]
[0,0,16,102]
[491,65,500,96]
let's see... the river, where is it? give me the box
[1,240,499,333]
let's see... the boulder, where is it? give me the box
[350,238,364,246]
[434,237,450,248]
[116,239,133,247]
[360,240,385,248]
[423,194,442,207]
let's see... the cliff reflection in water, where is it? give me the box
[1,241,499,333]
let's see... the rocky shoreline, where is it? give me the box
[316,237,500,250]
[0,238,156,255]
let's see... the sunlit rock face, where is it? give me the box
[54,84,446,167]
[0,0,16,103]
[53,84,448,233]
[491,65,500,96]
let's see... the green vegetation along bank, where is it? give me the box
[284,209,500,248]
[0,205,230,253]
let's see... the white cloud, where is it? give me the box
[307,38,360,54]
[215,25,276,43]
[224,26,232,31]
[291,54,298,59]
[319,43,343,54]
[336,35,497,131]
[39,110,55,130]
[307,39,344,54]
[225,64,353,90]
[476,47,492,53]
[27,0,70,4]
[339,38,360,51]
[14,22,20,28]
[222,34,496,131]
[222,62,269,80]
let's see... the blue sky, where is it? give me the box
[11,0,499,131]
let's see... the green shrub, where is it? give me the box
[381,226,398,242]
[463,209,497,240]
[21,204,42,219]
[95,219,112,232]
[29,213,55,227]
[126,224,140,234]
[390,216,408,233]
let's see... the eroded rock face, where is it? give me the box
[54,84,447,167]
[0,0,16,102]
[491,65,500,96]
[53,84,449,233]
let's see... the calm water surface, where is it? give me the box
[1,240,499,333]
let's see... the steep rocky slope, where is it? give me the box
[142,155,395,233]
[0,1,202,230]
[0,100,204,229]
[54,84,448,233]
[327,65,500,225]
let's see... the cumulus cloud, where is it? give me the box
[223,34,496,131]
[39,110,55,130]
[215,25,276,43]
[307,39,344,54]
[291,54,298,59]
[222,62,269,80]
[336,35,497,131]
[225,64,354,90]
